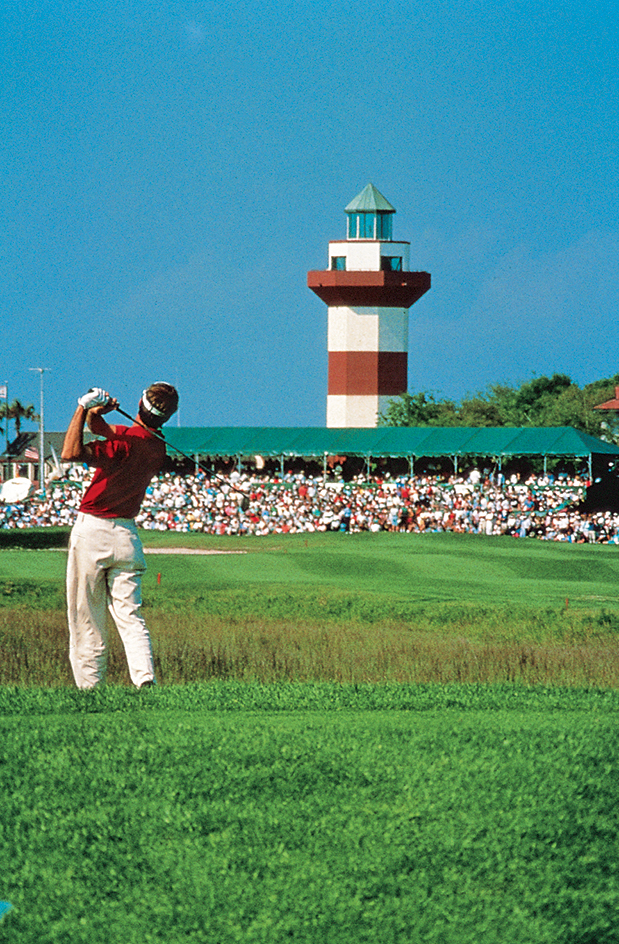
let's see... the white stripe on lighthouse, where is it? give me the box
[327,307,409,352]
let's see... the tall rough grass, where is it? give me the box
[2,605,619,688]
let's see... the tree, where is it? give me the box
[582,375,619,441]
[456,383,523,427]
[378,391,457,427]
[457,395,505,427]
[380,373,619,436]
[0,399,39,439]
[512,373,574,425]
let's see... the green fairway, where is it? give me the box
[3,531,619,612]
[0,684,618,944]
[141,531,619,610]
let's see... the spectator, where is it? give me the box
[3,464,615,543]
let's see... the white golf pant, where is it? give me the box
[67,512,155,689]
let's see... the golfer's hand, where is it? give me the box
[78,388,111,411]
[92,396,118,416]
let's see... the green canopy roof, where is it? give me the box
[165,427,619,460]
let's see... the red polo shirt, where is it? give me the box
[79,424,166,519]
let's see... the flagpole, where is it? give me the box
[29,368,50,498]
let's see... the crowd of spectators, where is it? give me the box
[2,462,619,543]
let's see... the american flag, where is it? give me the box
[25,446,39,460]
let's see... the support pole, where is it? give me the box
[0,382,7,480]
[2,382,7,452]
[29,367,50,498]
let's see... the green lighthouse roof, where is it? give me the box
[345,183,395,213]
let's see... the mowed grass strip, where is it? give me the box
[0,691,618,944]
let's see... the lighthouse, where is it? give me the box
[308,184,431,427]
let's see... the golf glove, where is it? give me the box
[78,388,110,410]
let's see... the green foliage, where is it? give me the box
[0,398,38,437]
[0,691,618,942]
[0,528,69,551]
[379,391,458,427]
[380,372,619,437]
[456,393,505,427]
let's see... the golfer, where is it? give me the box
[61,382,179,689]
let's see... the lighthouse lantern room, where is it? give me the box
[308,183,431,427]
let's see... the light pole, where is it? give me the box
[0,381,7,453]
[0,381,7,481]
[29,367,50,497]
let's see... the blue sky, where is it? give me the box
[2,1,618,431]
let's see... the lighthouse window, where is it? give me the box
[359,214,376,238]
[347,211,393,239]
[331,256,346,271]
[381,256,402,271]
[376,212,393,240]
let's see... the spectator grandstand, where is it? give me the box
[2,463,618,543]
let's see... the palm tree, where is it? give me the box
[0,399,39,439]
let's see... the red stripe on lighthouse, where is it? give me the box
[308,270,431,308]
[328,352,408,396]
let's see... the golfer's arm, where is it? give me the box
[87,412,116,439]
[61,407,93,462]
